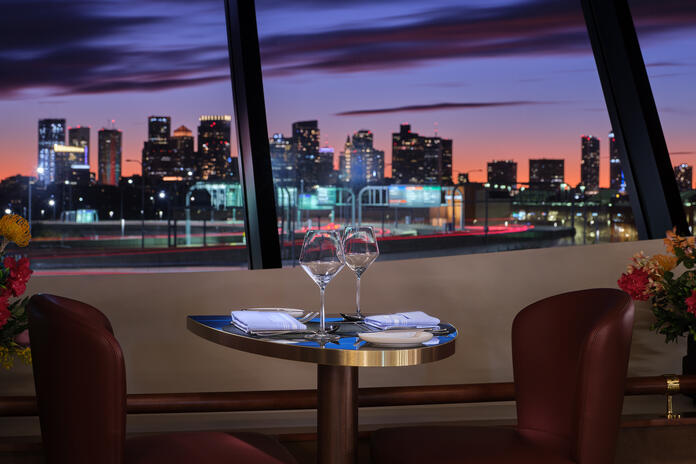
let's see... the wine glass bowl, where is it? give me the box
[299,230,345,340]
[342,226,379,320]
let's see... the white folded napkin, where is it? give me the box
[364,311,440,330]
[230,310,307,333]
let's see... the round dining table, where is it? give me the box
[187,314,457,464]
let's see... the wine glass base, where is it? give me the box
[305,331,340,342]
[340,312,365,322]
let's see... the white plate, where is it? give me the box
[245,308,305,318]
[358,331,433,347]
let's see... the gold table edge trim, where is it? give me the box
[187,317,457,367]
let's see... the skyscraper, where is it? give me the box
[318,147,335,185]
[529,158,564,189]
[38,119,66,184]
[581,135,600,194]
[68,126,90,165]
[338,135,352,185]
[53,144,87,184]
[392,124,449,185]
[292,120,320,187]
[143,116,177,182]
[148,116,171,143]
[269,133,294,186]
[609,132,626,192]
[98,128,122,186]
[675,164,693,192]
[392,124,424,184]
[172,125,195,178]
[198,115,234,180]
[343,130,385,186]
[440,139,453,186]
[423,136,442,185]
[487,160,517,187]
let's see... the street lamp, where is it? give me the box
[126,159,145,249]
[48,198,56,220]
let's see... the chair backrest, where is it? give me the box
[28,294,126,464]
[512,288,634,464]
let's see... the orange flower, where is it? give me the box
[664,229,677,254]
[663,229,694,256]
[653,254,678,274]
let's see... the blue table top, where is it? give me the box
[189,315,457,351]
[187,315,458,367]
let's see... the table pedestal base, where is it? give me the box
[317,364,358,464]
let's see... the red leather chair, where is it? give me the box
[371,288,635,464]
[28,294,298,464]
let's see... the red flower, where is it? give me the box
[618,268,651,301]
[3,256,32,297]
[0,298,9,329]
[686,290,696,316]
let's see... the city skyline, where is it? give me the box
[1,0,695,186]
[30,115,653,190]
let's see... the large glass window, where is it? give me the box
[0,0,248,273]
[256,0,640,265]
[629,0,696,231]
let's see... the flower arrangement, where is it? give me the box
[0,214,33,369]
[618,230,696,343]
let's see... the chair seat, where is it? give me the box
[125,431,297,464]
[371,426,575,464]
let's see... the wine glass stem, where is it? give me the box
[356,275,362,316]
[319,286,326,333]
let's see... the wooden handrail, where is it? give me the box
[2,375,694,417]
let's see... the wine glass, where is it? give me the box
[299,229,345,340]
[342,226,379,320]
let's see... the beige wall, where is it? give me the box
[1,239,690,436]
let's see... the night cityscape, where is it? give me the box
[1,0,694,270]
[3,112,695,270]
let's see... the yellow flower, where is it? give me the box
[0,214,31,248]
[653,254,678,273]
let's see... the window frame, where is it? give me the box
[225,0,690,269]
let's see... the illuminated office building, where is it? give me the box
[423,136,442,185]
[270,133,295,186]
[393,124,449,185]
[292,120,321,187]
[342,130,385,186]
[98,128,122,186]
[487,160,517,187]
[38,119,66,184]
[68,126,90,165]
[581,135,600,194]
[392,124,425,184]
[609,132,626,192]
[529,158,564,189]
[172,125,195,179]
[440,139,453,186]
[148,116,171,143]
[338,136,352,185]
[198,115,234,180]
[53,144,87,184]
[143,116,179,182]
[675,164,693,192]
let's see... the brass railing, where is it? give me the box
[2,374,695,418]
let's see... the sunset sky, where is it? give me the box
[1,0,695,186]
